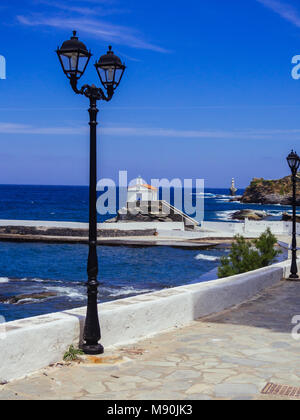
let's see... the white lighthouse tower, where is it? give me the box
[230,178,237,196]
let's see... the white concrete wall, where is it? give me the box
[99,222,185,232]
[0,259,295,383]
[202,220,300,237]
[245,220,286,235]
[156,230,205,239]
[202,221,245,234]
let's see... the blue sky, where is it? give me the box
[1,0,300,187]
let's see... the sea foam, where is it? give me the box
[195,254,220,262]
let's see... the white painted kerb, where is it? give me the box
[0,260,294,382]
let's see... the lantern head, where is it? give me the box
[95,46,125,91]
[56,31,91,80]
[287,150,300,174]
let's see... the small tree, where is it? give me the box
[218,228,281,278]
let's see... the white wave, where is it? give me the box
[191,193,216,198]
[195,254,220,262]
[15,298,39,305]
[267,211,283,217]
[44,286,85,300]
[215,210,237,221]
[104,287,155,298]
[0,277,9,284]
[19,278,64,284]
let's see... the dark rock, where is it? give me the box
[229,196,242,202]
[105,201,184,224]
[0,292,57,305]
[242,175,300,205]
[105,217,118,223]
[282,213,300,223]
[231,210,267,221]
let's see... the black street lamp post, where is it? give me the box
[287,150,300,281]
[56,32,126,354]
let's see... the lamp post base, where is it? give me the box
[81,343,104,355]
[287,274,300,281]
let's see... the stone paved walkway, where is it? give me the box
[0,281,299,400]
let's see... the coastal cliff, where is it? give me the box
[242,175,300,205]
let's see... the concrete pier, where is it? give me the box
[0,219,297,248]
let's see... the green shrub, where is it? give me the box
[63,345,84,362]
[218,228,281,278]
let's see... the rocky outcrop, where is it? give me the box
[106,201,184,224]
[229,196,243,202]
[231,210,268,221]
[282,213,300,223]
[242,175,300,205]
[0,292,57,305]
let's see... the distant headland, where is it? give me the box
[241,175,300,205]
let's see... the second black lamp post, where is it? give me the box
[56,31,126,354]
[287,150,300,281]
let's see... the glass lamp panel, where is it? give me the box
[60,54,71,73]
[77,54,89,73]
[288,155,299,171]
[114,68,124,85]
[97,67,107,85]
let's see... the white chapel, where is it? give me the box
[127,176,158,203]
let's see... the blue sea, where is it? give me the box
[0,185,291,322]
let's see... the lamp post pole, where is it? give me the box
[84,92,102,354]
[290,170,299,280]
[56,32,125,354]
[287,151,300,281]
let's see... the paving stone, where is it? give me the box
[215,384,259,398]
[137,370,162,380]
[105,380,137,392]
[220,357,268,368]
[81,382,106,394]
[185,394,212,400]
[186,383,214,395]
[166,370,201,381]
[0,389,29,400]
[271,342,292,349]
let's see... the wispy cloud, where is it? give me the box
[0,122,86,135]
[101,126,300,140]
[1,122,300,140]
[35,0,128,17]
[17,0,168,53]
[17,14,169,53]
[257,0,300,27]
